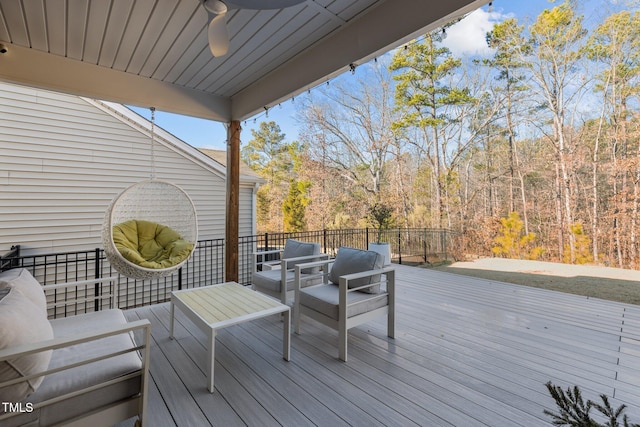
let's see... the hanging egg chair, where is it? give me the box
[101,108,198,280]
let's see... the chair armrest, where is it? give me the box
[292,258,334,272]
[253,248,284,257]
[339,266,395,284]
[281,253,330,270]
[338,266,396,294]
[261,260,281,270]
[293,259,334,290]
[44,276,119,311]
[253,249,284,272]
[0,319,150,362]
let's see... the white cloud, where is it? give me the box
[443,8,500,57]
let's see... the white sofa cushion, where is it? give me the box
[4,309,143,427]
[0,286,53,403]
[0,268,47,310]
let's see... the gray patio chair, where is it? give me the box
[251,239,328,304]
[293,247,395,361]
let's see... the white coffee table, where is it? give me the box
[170,282,290,392]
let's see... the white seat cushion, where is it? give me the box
[0,268,47,310]
[5,309,143,427]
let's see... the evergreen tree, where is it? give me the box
[390,28,475,228]
[527,0,587,262]
[282,180,311,232]
[483,18,531,229]
[241,121,298,232]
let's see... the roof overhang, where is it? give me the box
[0,0,488,123]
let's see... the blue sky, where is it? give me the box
[129,0,620,150]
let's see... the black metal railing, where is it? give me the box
[0,245,21,271]
[1,228,456,317]
[242,228,455,266]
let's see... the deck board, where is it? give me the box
[118,264,640,426]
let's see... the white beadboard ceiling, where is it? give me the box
[0,0,488,122]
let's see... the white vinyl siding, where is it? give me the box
[0,81,255,256]
[239,184,255,237]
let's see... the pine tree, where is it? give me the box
[282,180,311,232]
[390,28,475,228]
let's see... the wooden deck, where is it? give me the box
[119,264,640,426]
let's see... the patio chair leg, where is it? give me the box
[294,305,301,334]
[339,328,347,362]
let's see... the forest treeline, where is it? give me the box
[241,0,640,269]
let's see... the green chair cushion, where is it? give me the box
[113,220,194,269]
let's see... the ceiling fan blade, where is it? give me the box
[208,13,229,57]
[202,0,227,14]
[225,0,306,10]
[202,0,304,57]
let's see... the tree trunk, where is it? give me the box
[513,143,529,235]
[555,162,564,261]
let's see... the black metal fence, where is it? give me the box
[245,228,454,264]
[1,228,456,316]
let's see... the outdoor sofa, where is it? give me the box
[0,268,150,426]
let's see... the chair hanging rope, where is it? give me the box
[102,108,198,280]
[150,106,156,179]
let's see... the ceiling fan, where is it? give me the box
[201,0,307,57]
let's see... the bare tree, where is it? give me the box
[525,0,588,262]
[484,17,532,232]
[298,61,400,224]
[586,10,640,266]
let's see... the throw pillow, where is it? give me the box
[328,247,383,293]
[282,239,321,273]
[0,287,53,403]
[0,268,47,311]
